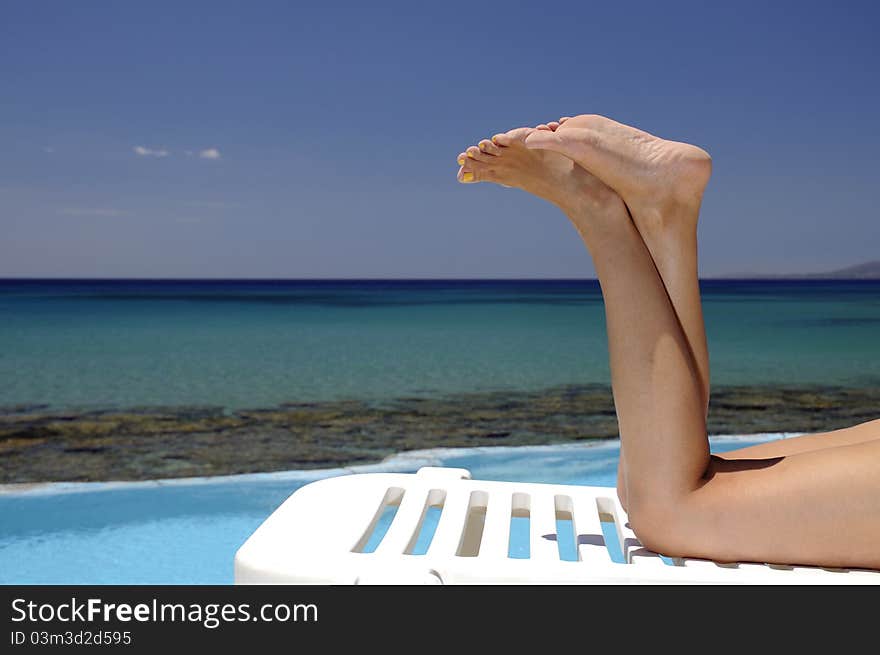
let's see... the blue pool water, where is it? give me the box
[0,436,777,584]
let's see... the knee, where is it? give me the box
[616,483,627,514]
[625,497,687,557]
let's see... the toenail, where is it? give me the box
[461,172,474,182]
[457,155,465,166]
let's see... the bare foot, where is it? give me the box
[523,114,712,236]
[455,127,626,227]
[534,120,561,132]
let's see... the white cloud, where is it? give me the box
[185,200,237,209]
[43,146,55,153]
[133,146,170,158]
[130,146,220,159]
[59,207,128,218]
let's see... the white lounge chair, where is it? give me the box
[234,466,880,584]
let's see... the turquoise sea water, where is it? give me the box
[2,279,879,411]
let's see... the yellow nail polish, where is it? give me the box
[457,155,465,166]
[462,172,474,182]
[467,151,476,158]
[478,143,485,151]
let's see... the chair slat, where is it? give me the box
[530,493,560,561]
[571,495,611,563]
[681,558,725,570]
[479,491,511,559]
[373,487,429,555]
[426,487,472,557]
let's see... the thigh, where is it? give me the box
[717,417,880,460]
[671,438,880,569]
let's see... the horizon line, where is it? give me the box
[1,276,878,282]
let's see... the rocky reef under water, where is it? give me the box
[1,384,878,484]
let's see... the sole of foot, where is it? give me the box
[523,114,712,234]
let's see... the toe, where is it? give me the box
[503,127,535,145]
[466,145,491,162]
[535,123,551,131]
[459,153,503,184]
[522,129,564,151]
[558,116,571,124]
[491,132,512,147]
[456,152,468,166]
[493,126,535,147]
[459,164,488,183]
[547,121,560,131]
[523,126,600,167]
[458,156,489,183]
[478,139,501,156]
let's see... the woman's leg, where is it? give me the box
[530,115,712,511]
[459,125,713,530]
[520,120,880,569]
[535,118,880,493]
[718,417,880,460]
[547,115,711,412]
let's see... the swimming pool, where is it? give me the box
[0,436,778,584]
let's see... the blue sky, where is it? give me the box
[1,0,878,278]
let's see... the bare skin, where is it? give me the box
[530,117,880,510]
[526,114,712,413]
[717,417,880,460]
[533,116,714,509]
[457,126,685,512]
[536,117,880,490]
[459,117,712,511]
[454,128,610,221]
[456,118,880,569]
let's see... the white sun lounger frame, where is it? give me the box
[234,466,880,584]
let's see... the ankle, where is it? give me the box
[573,182,633,222]
[564,190,630,238]
[631,201,701,246]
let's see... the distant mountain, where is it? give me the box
[811,260,880,279]
[718,260,880,280]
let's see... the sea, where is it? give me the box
[1,279,878,412]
